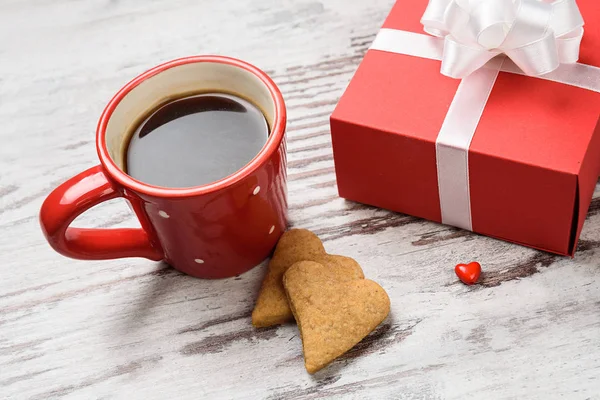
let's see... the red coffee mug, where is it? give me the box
[40,56,287,279]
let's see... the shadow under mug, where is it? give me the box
[39,56,288,279]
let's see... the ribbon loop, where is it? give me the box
[422,0,585,78]
[441,37,499,78]
[421,0,452,36]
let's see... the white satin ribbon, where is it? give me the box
[370,28,600,231]
[421,0,584,79]
[371,28,600,92]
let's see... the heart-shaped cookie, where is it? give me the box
[252,229,364,327]
[283,261,390,374]
[455,262,481,285]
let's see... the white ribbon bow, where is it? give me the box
[421,0,585,78]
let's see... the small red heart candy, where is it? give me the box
[455,262,481,285]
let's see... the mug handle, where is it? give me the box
[40,165,163,261]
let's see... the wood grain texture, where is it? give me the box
[1,0,599,399]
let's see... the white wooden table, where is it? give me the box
[1,1,599,399]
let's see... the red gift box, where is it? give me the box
[331,0,600,255]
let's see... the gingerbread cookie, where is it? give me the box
[283,261,390,374]
[251,229,364,328]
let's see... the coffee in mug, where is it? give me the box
[125,92,270,188]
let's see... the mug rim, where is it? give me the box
[96,55,286,198]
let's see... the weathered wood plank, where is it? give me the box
[1,0,599,399]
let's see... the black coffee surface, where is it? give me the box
[125,93,269,188]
